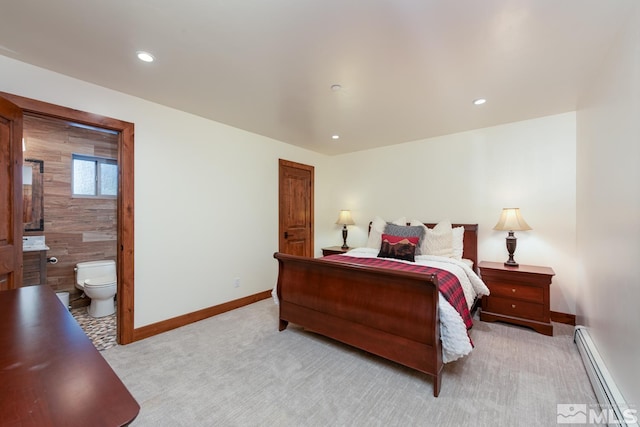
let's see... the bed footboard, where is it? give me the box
[273,252,443,397]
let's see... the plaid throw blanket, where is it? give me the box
[324,255,473,330]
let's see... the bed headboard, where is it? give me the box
[368,222,479,272]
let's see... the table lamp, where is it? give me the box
[493,208,531,267]
[336,210,355,249]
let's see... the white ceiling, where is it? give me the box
[0,1,634,155]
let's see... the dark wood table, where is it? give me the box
[0,285,139,426]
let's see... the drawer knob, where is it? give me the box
[511,304,516,309]
[512,288,516,293]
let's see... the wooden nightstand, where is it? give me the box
[321,246,351,256]
[478,261,555,336]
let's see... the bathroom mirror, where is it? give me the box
[23,158,44,231]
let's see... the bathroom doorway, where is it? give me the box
[23,114,118,291]
[0,91,136,345]
[23,114,119,348]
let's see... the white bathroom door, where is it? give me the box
[0,95,23,290]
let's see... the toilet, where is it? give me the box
[75,260,117,318]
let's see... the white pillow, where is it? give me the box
[411,220,465,259]
[366,216,406,249]
[452,226,464,260]
[423,220,454,257]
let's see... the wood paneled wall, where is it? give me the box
[23,114,118,304]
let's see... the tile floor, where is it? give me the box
[70,307,117,351]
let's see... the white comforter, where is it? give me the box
[272,248,490,363]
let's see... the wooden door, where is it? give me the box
[279,159,314,257]
[0,96,23,290]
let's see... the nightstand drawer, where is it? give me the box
[484,296,545,321]
[486,282,543,303]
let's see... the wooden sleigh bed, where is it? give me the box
[273,223,479,397]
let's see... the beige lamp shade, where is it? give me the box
[493,208,532,231]
[335,210,355,226]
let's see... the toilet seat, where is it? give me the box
[84,277,116,288]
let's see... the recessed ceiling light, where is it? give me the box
[473,98,486,105]
[136,51,155,63]
[332,135,340,140]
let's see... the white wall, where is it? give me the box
[576,4,640,406]
[0,55,327,328]
[317,113,577,314]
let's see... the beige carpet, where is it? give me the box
[102,299,597,426]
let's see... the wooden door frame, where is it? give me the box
[278,159,314,256]
[0,91,136,345]
[0,97,23,290]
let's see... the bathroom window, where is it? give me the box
[72,154,117,198]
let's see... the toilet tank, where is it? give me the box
[75,260,116,285]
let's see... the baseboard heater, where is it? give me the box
[574,326,638,427]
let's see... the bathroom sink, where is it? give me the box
[23,236,50,252]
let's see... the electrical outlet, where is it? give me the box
[233,277,240,288]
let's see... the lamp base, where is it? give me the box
[504,231,519,267]
[341,226,349,250]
